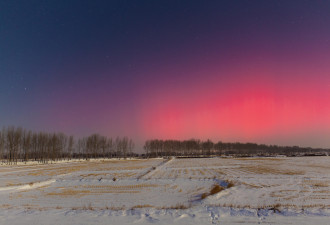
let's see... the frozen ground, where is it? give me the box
[0,157,329,224]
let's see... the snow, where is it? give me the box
[0,157,329,224]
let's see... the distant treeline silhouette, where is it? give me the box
[0,126,135,164]
[144,139,330,157]
[1,126,328,164]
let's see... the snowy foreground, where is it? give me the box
[0,157,329,224]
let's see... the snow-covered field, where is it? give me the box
[0,157,329,224]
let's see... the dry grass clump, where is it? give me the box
[201,184,224,199]
[312,182,329,188]
[266,203,282,213]
[72,203,94,211]
[201,193,209,199]
[5,182,18,187]
[104,206,125,211]
[83,203,93,210]
[226,180,235,188]
[157,203,189,210]
[131,204,153,209]
[303,179,329,188]
[210,184,223,195]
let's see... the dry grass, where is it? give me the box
[71,205,127,211]
[83,184,158,190]
[267,203,282,213]
[6,182,22,187]
[210,184,223,195]
[24,159,156,177]
[46,183,159,196]
[226,180,235,188]
[314,190,330,193]
[157,203,190,210]
[235,158,285,161]
[240,165,305,175]
[131,204,153,209]
[198,169,206,175]
[2,157,329,212]
[211,202,330,210]
[303,180,329,188]
[83,203,93,210]
[0,204,12,209]
[46,188,143,196]
[201,184,224,199]
[46,189,91,196]
[201,193,208,199]
[104,206,126,211]
[72,203,94,211]
[313,182,329,187]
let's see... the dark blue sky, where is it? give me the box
[1,1,330,148]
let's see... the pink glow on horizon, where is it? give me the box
[138,64,330,146]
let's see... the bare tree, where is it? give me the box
[0,129,5,162]
[22,130,32,162]
[0,126,136,162]
[67,135,74,160]
[128,139,134,158]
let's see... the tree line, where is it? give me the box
[0,126,135,164]
[144,139,330,157]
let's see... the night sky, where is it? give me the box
[1,0,330,149]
